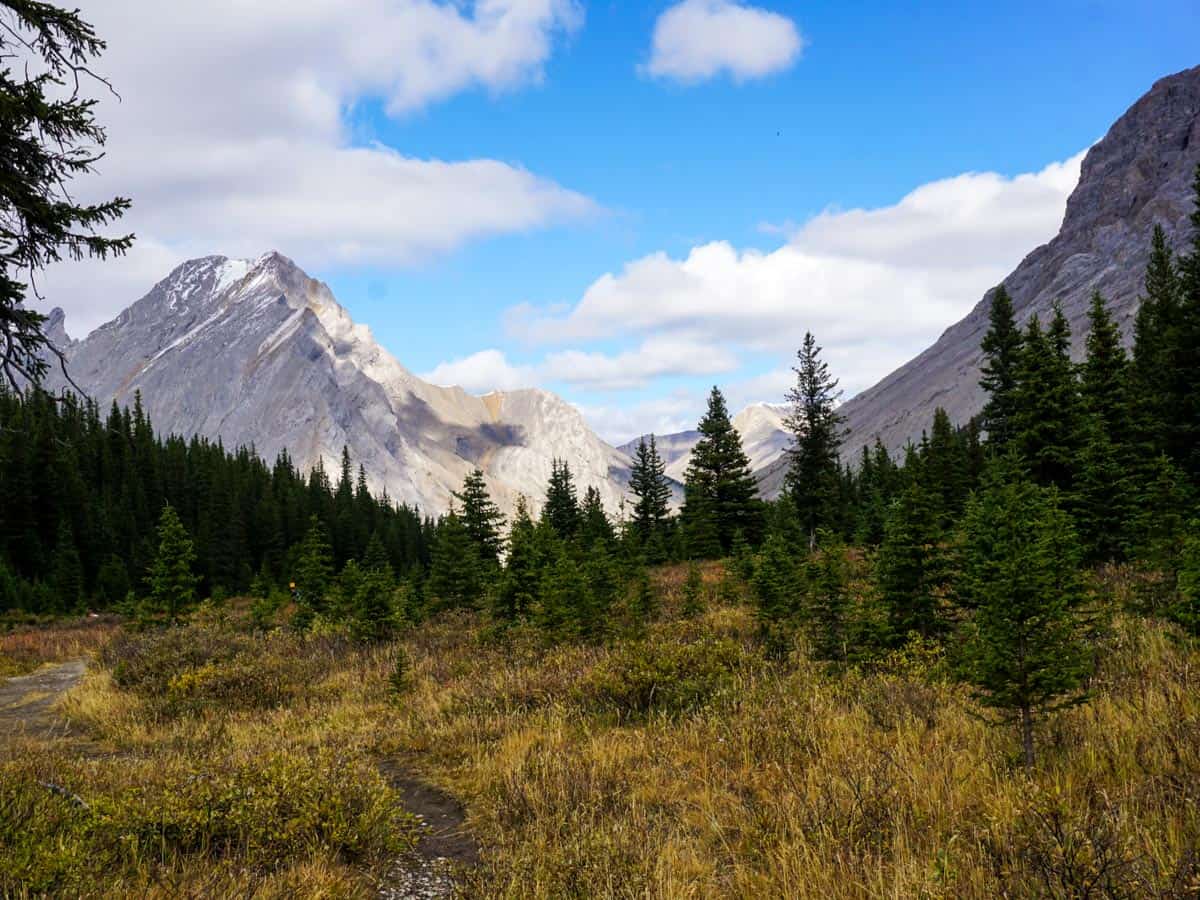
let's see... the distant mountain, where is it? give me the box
[45,252,636,517]
[833,64,1200,463]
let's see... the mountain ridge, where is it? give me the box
[45,252,638,518]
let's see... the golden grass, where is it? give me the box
[0,615,120,677]
[3,565,1198,898]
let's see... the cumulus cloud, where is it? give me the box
[36,0,590,336]
[643,0,803,84]
[508,152,1086,400]
[423,336,739,395]
[422,349,538,394]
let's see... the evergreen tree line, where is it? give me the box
[0,389,432,614]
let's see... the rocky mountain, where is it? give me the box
[833,63,1200,463]
[45,252,636,517]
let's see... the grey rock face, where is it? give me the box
[46,252,635,517]
[836,64,1200,462]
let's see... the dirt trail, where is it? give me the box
[377,759,480,899]
[0,658,86,742]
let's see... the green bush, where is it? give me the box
[102,624,342,714]
[582,637,750,718]
[0,750,416,895]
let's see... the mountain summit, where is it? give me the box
[48,252,635,516]
[836,64,1200,460]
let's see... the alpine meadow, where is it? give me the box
[2,2,1199,898]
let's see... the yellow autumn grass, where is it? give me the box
[3,562,1197,897]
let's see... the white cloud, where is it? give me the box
[35,0,590,336]
[423,349,538,394]
[508,151,1086,403]
[575,392,700,447]
[423,337,739,395]
[644,0,803,84]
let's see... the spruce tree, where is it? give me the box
[924,407,968,527]
[1012,311,1082,491]
[0,1,133,389]
[961,457,1091,769]
[682,386,763,554]
[876,481,955,642]
[752,532,799,628]
[427,509,482,611]
[544,459,581,540]
[146,505,199,619]
[495,497,539,622]
[351,565,395,642]
[454,469,505,566]
[580,485,616,549]
[784,333,845,543]
[629,435,671,548]
[680,482,721,560]
[294,515,335,613]
[804,531,851,661]
[582,539,620,639]
[1073,417,1130,564]
[979,284,1023,449]
[1131,226,1180,458]
[1080,291,1131,449]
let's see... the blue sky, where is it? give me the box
[51,0,1198,442]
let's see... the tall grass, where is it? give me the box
[2,565,1197,897]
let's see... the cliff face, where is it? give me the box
[836,64,1200,461]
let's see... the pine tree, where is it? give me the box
[146,505,199,619]
[979,284,1023,449]
[495,497,539,623]
[924,407,968,527]
[363,531,393,576]
[680,481,721,560]
[1080,291,1131,450]
[544,459,581,540]
[580,485,616,549]
[0,1,133,389]
[1131,226,1180,458]
[804,531,851,661]
[682,386,763,554]
[877,481,954,642]
[454,469,505,566]
[582,539,620,639]
[1073,416,1130,564]
[961,457,1091,769]
[629,435,671,548]
[351,565,395,642]
[784,333,845,543]
[427,509,483,611]
[1012,311,1082,491]
[752,532,799,628]
[294,515,335,614]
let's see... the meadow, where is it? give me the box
[1,562,1197,898]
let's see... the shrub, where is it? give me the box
[0,750,416,895]
[582,637,751,718]
[102,624,339,714]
